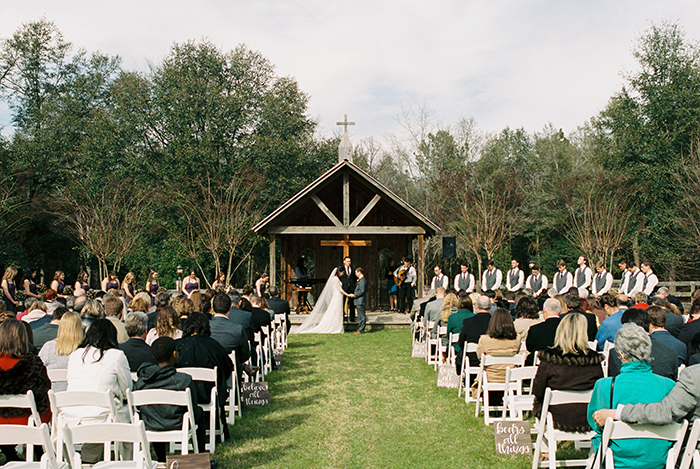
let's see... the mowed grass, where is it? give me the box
[217,328,532,469]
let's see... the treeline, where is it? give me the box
[353,22,700,282]
[0,19,337,288]
[1,20,700,288]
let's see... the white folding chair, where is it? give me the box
[0,423,67,469]
[46,369,68,388]
[425,321,439,365]
[226,350,242,424]
[502,365,537,420]
[0,391,41,427]
[679,419,700,469]
[588,340,598,351]
[48,390,119,464]
[434,325,448,370]
[599,417,687,469]
[474,354,525,425]
[177,366,224,452]
[601,342,615,378]
[128,388,198,455]
[458,343,480,402]
[261,325,272,376]
[532,388,595,469]
[62,421,157,469]
[447,332,460,367]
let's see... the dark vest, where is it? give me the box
[555,271,568,291]
[628,272,639,292]
[595,272,607,292]
[485,269,497,289]
[457,273,472,291]
[509,269,520,288]
[575,267,587,288]
[530,274,543,292]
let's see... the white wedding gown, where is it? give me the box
[291,268,345,334]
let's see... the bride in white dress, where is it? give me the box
[291,267,348,334]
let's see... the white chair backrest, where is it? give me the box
[603,340,615,353]
[0,423,62,467]
[63,421,154,467]
[588,340,598,351]
[450,333,460,345]
[601,417,688,469]
[481,354,525,368]
[540,387,593,421]
[437,325,447,336]
[679,419,700,469]
[177,366,217,384]
[0,390,41,427]
[47,368,68,384]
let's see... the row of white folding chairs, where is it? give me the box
[273,313,288,350]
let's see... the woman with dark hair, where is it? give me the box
[74,270,89,293]
[476,308,522,384]
[513,296,543,342]
[64,318,131,464]
[145,270,159,305]
[101,270,120,292]
[0,318,52,461]
[176,312,234,439]
[1,267,19,314]
[448,294,474,359]
[181,268,200,299]
[533,312,603,432]
[23,268,41,302]
[50,270,68,306]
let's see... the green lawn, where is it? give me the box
[217,328,532,469]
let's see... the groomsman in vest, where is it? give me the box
[592,261,613,299]
[525,265,548,298]
[505,259,524,293]
[430,265,449,290]
[454,262,475,293]
[618,260,632,296]
[481,260,502,292]
[641,260,659,296]
[574,256,592,298]
[553,259,573,295]
[626,262,644,297]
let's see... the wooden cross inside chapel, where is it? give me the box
[320,234,371,258]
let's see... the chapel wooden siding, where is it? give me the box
[253,160,439,310]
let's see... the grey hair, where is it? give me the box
[124,311,148,337]
[66,296,76,309]
[74,296,87,313]
[476,295,491,310]
[614,323,651,363]
[657,286,669,295]
[24,297,37,310]
[543,298,561,315]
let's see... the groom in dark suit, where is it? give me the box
[340,256,356,322]
[352,267,367,334]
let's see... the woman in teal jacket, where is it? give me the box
[587,323,676,469]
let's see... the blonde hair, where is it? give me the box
[133,291,151,305]
[173,297,195,317]
[129,297,149,313]
[2,266,17,281]
[122,272,135,286]
[53,271,64,281]
[55,312,84,355]
[469,292,480,304]
[31,301,47,312]
[440,293,460,322]
[82,299,103,318]
[553,312,589,355]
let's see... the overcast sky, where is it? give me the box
[1,1,699,145]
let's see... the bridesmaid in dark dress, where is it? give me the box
[1,266,19,314]
[145,270,159,305]
[73,270,90,293]
[23,268,41,301]
[182,269,200,299]
[122,272,136,305]
[50,271,68,306]
[101,270,120,292]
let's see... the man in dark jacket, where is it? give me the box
[266,285,291,333]
[135,337,207,461]
[119,312,155,372]
[456,295,493,374]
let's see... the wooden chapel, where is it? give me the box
[253,157,440,309]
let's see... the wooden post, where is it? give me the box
[417,234,424,298]
[343,172,350,226]
[269,234,276,287]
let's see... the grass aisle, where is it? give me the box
[220,328,532,469]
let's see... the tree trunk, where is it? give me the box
[633,233,640,267]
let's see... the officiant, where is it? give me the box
[340,256,356,322]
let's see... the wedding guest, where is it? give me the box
[33,306,68,349]
[21,300,50,330]
[146,306,183,345]
[38,311,83,391]
[80,298,103,330]
[1,267,19,314]
[448,295,473,358]
[386,258,398,311]
[104,296,129,344]
[513,296,543,343]
[119,312,155,372]
[474,308,521,399]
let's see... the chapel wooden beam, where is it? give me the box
[417,234,425,298]
[311,194,342,227]
[268,226,426,235]
[269,234,276,287]
[350,194,381,227]
[343,172,350,226]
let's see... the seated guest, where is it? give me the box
[147,291,171,330]
[436,292,459,357]
[80,298,103,331]
[146,306,183,345]
[448,295,473,359]
[587,324,675,468]
[0,319,52,462]
[39,311,83,391]
[33,306,68,349]
[209,293,251,382]
[267,285,291,333]
[513,296,543,343]
[533,313,603,432]
[607,308,678,380]
[176,312,234,440]
[679,302,700,350]
[650,296,684,338]
[526,298,562,365]
[43,289,59,314]
[562,294,597,341]
[119,312,155,372]
[456,295,493,373]
[65,319,132,464]
[476,308,521,383]
[104,296,129,344]
[173,296,195,322]
[21,300,50,330]
[128,296,150,314]
[134,337,208,462]
[646,306,686,366]
[595,293,624,350]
